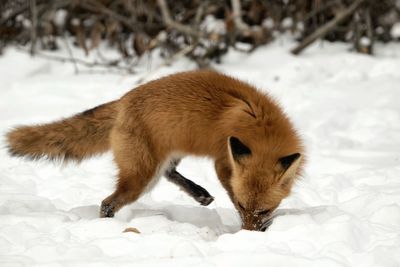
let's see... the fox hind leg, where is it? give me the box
[100,128,158,218]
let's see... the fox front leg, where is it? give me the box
[165,167,214,206]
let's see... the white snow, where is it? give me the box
[360,37,371,47]
[200,15,226,35]
[1,40,400,266]
[391,22,400,39]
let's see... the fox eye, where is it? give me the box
[257,209,271,216]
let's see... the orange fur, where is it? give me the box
[6,70,304,231]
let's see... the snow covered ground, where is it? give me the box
[1,40,400,266]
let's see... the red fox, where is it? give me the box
[6,70,304,231]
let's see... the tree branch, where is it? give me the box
[231,0,250,32]
[156,0,203,38]
[291,0,366,55]
[78,0,137,33]
[17,46,135,73]
[29,0,38,55]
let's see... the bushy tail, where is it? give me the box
[6,100,118,162]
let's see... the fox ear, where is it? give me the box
[229,136,251,161]
[278,153,302,184]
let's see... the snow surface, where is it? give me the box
[1,40,400,266]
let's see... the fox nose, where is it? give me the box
[242,218,273,231]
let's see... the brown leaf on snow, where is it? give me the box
[133,32,149,57]
[123,227,141,234]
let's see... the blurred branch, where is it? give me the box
[302,0,340,23]
[291,0,366,55]
[29,0,38,55]
[365,6,374,54]
[63,34,79,74]
[231,0,250,32]
[1,0,69,26]
[17,46,135,73]
[157,0,203,38]
[78,0,137,32]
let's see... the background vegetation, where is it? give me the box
[1,0,399,71]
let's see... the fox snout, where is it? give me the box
[241,212,274,231]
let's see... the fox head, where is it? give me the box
[227,136,303,231]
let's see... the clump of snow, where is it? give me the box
[54,9,68,28]
[281,17,293,29]
[360,37,371,46]
[1,39,400,266]
[200,15,226,34]
[390,22,400,38]
[262,18,274,29]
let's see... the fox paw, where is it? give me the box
[100,203,115,218]
[196,195,214,206]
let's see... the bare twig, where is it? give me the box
[194,1,207,26]
[231,0,250,32]
[302,0,340,23]
[352,11,361,52]
[291,0,366,55]
[17,46,135,73]
[63,34,79,74]
[230,0,266,49]
[29,0,38,55]
[156,0,203,38]
[78,0,137,33]
[365,6,374,54]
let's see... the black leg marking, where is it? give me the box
[165,169,214,206]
